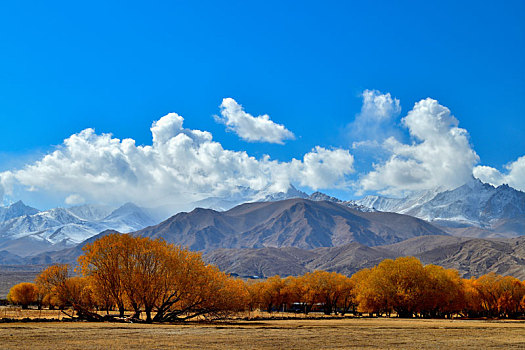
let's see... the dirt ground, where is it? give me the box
[0,318,524,349]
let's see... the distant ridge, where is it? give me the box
[132,198,446,251]
[351,177,525,237]
[204,235,525,279]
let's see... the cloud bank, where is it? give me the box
[1,92,522,209]
[216,98,295,144]
[359,97,480,196]
[0,111,353,208]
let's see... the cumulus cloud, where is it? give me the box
[359,98,479,196]
[473,155,525,191]
[0,112,353,208]
[290,146,354,190]
[348,89,401,147]
[216,98,295,144]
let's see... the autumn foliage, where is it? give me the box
[7,282,38,309]
[350,257,466,318]
[77,234,247,322]
[11,234,525,321]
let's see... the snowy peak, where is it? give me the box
[308,192,342,203]
[37,207,83,224]
[67,204,113,221]
[306,191,375,212]
[353,195,404,212]
[0,202,160,256]
[261,185,308,202]
[103,202,157,230]
[190,185,308,212]
[104,202,142,219]
[352,179,525,235]
[0,201,39,222]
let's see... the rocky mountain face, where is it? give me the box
[351,177,525,237]
[132,198,446,252]
[0,202,157,256]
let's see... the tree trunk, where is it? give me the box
[145,307,153,323]
[118,303,125,317]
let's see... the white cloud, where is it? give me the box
[348,89,401,146]
[65,194,86,205]
[289,146,355,190]
[360,89,401,120]
[473,155,525,191]
[216,98,295,144]
[0,112,353,209]
[359,98,479,196]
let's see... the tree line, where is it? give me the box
[7,234,525,321]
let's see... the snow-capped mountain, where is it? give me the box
[190,185,375,213]
[261,186,309,202]
[2,177,523,258]
[308,191,342,203]
[189,185,309,212]
[67,204,113,221]
[351,177,525,237]
[352,187,445,215]
[307,191,375,212]
[0,201,39,222]
[192,185,379,214]
[0,203,158,256]
[102,203,158,233]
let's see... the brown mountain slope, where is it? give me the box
[415,237,525,278]
[205,247,315,277]
[204,236,525,279]
[305,244,396,275]
[133,199,447,251]
[204,243,394,278]
[381,235,472,255]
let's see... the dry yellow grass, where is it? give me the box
[0,318,524,349]
[0,307,69,320]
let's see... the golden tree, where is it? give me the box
[34,264,99,320]
[78,234,129,317]
[79,233,247,322]
[299,270,352,315]
[420,264,465,318]
[352,257,430,317]
[256,275,288,313]
[35,264,70,309]
[494,276,525,317]
[7,282,38,309]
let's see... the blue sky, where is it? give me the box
[0,1,524,209]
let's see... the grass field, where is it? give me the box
[0,318,524,349]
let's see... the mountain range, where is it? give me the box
[350,177,525,237]
[0,202,157,256]
[0,178,524,282]
[193,177,525,239]
[131,198,446,251]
